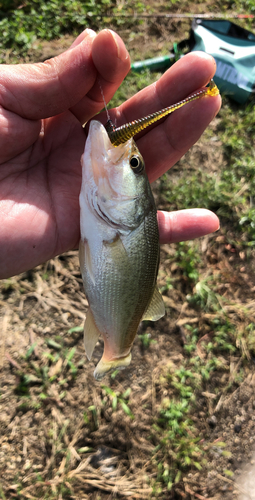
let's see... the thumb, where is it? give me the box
[0,28,97,120]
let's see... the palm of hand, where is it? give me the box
[0,112,85,275]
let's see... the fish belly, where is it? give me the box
[80,205,159,375]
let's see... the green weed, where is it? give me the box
[14,339,80,399]
[138,332,156,349]
[152,313,238,489]
[175,242,201,283]
[46,339,62,350]
[244,323,255,354]
[210,319,237,354]
[102,385,134,418]
[159,276,173,294]
[153,396,205,488]
[189,275,222,311]
[184,320,236,366]
[67,325,83,334]
[25,342,38,360]
[0,483,6,500]
[153,359,205,487]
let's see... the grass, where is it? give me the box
[0,0,147,62]
[1,1,255,499]
[151,316,236,488]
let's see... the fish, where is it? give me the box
[79,120,164,380]
[79,80,219,380]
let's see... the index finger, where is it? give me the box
[70,29,131,124]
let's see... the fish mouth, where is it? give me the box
[88,120,131,187]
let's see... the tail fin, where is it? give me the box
[94,353,132,381]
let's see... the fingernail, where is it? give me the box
[70,28,96,49]
[84,28,97,39]
[107,29,129,61]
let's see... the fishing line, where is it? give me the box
[98,79,111,122]
[102,13,254,20]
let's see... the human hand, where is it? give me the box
[0,29,220,279]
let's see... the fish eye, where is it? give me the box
[130,154,144,174]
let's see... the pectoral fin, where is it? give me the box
[142,286,165,321]
[79,238,95,285]
[103,233,129,266]
[84,307,101,360]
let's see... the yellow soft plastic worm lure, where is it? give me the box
[106,79,219,146]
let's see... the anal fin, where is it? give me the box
[142,286,165,322]
[84,307,101,360]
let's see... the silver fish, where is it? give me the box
[79,80,219,380]
[79,120,164,380]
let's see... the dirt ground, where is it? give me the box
[1,10,255,500]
